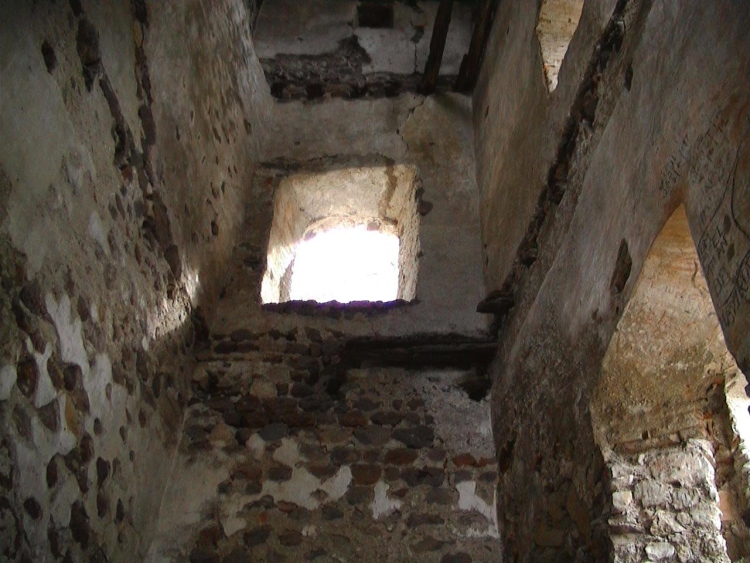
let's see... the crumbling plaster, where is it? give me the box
[254,0,472,77]
[259,160,420,304]
[474,0,750,559]
[2,0,749,560]
[536,0,585,92]
[211,92,488,339]
[593,207,739,452]
[593,207,749,560]
[0,0,272,560]
[147,358,501,562]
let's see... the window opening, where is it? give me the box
[289,225,399,303]
[536,0,584,92]
[260,161,420,305]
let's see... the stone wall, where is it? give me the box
[146,1,271,316]
[536,0,585,92]
[147,328,500,562]
[0,1,270,561]
[213,91,488,339]
[474,0,750,560]
[593,207,738,452]
[472,0,549,293]
[258,157,420,304]
[608,441,728,562]
[593,206,750,559]
[253,0,473,101]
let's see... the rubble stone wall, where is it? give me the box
[147,328,501,562]
[607,442,728,562]
[0,1,270,561]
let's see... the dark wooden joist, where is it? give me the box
[418,0,455,96]
[454,0,499,92]
[340,334,497,370]
[476,286,514,315]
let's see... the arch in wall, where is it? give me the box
[489,19,750,562]
[260,158,421,304]
[682,100,750,375]
[593,205,750,559]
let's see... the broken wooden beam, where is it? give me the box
[340,334,497,370]
[476,287,514,315]
[454,0,498,92]
[418,0,454,96]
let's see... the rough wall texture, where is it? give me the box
[140,72,497,562]
[146,0,271,315]
[472,0,550,294]
[607,441,729,562]
[6,0,749,561]
[536,0,585,92]
[473,0,617,293]
[594,207,750,560]
[593,208,737,453]
[147,329,500,562]
[258,158,419,304]
[475,0,750,560]
[0,0,270,560]
[212,92,488,339]
[254,0,473,101]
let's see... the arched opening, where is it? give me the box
[535,0,584,92]
[592,205,750,560]
[260,160,420,305]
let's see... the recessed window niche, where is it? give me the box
[260,159,420,305]
[357,2,394,29]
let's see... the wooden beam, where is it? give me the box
[476,287,514,315]
[454,0,498,93]
[418,0,454,96]
[340,334,498,370]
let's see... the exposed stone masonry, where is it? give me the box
[253,0,474,102]
[608,442,729,562]
[474,0,750,560]
[3,0,750,561]
[147,327,501,562]
[0,0,270,560]
[261,37,457,102]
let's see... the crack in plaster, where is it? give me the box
[396,95,427,154]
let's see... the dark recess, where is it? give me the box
[341,334,497,371]
[357,2,395,28]
[41,40,57,73]
[69,0,83,17]
[610,239,632,295]
[624,63,633,90]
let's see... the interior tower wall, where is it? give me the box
[473,0,750,559]
[0,1,271,560]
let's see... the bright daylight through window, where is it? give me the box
[289,226,399,303]
[260,158,420,305]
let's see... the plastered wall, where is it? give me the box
[147,330,500,562]
[0,1,271,560]
[213,91,489,339]
[474,0,750,559]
